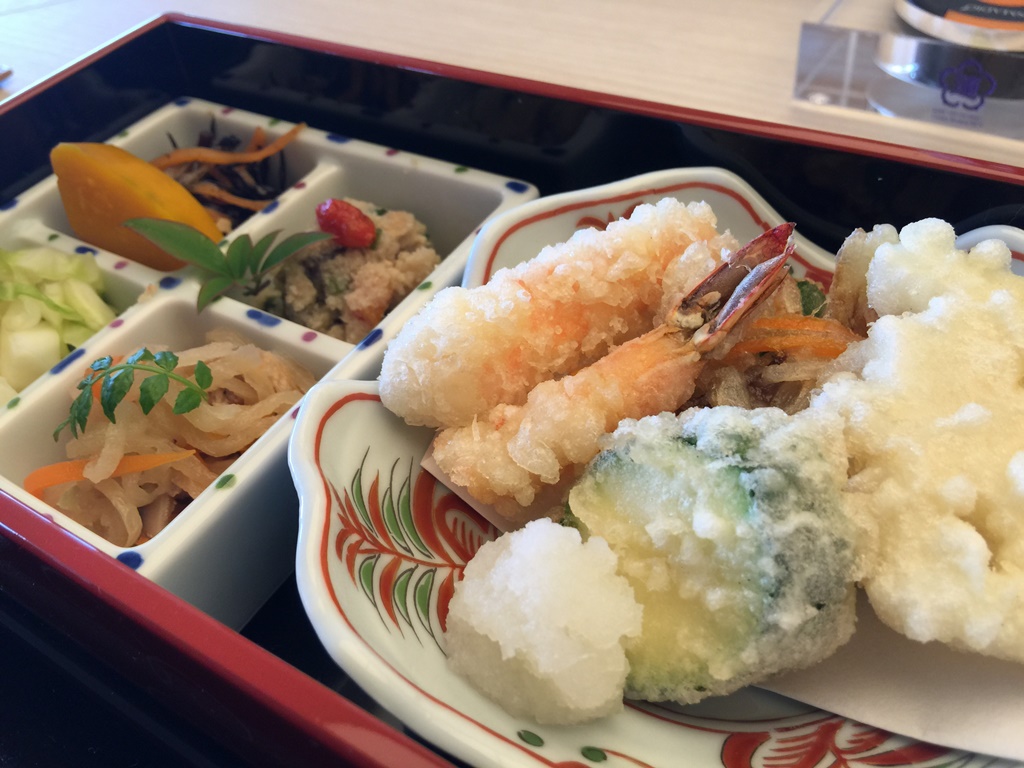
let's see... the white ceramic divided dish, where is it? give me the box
[0,97,536,628]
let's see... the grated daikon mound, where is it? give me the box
[809,218,1024,663]
[380,198,733,428]
[444,518,643,725]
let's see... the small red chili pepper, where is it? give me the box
[315,198,377,248]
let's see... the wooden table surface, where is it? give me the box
[1,0,1021,170]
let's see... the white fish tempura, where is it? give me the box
[379,198,732,428]
[809,218,1024,664]
[445,518,643,725]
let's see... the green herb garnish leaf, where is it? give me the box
[124,218,333,312]
[247,232,277,269]
[173,387,204,414]
[196,275,236,312]
[126,219,227,274]
[797,279,828,318]
[261,231,330,273]
[194,360,213,390]
[53,347,213,440]
[101,368,134,422]
[64,390,93,439]
[152,350,179,373]
[91,355,114,372]
[139,373,169,414]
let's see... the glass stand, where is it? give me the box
[795,0,1024,140]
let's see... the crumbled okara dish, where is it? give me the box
[249,198,440,343]
[809,218,1024,664]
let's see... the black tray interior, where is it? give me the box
[3,18,1023,252]
[2,15,1022,768]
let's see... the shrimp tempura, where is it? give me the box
[379,198,735,428]
[431,324,705,522]
[429,224,795,526]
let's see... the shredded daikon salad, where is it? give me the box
[28,328,316,547]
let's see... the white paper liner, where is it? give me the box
[764,592,1024,761]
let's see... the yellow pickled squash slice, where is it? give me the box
[50,142,223,271]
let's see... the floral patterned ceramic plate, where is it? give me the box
[290,378,1010,768]
[291,169,1024,767]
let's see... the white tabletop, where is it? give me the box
[0,0,1021,170]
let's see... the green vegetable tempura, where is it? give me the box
[569,406,857,705]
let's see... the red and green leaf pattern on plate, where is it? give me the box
[332,446,495,645]
[719,715,953,768]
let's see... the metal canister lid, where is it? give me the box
[895,0,1024,51]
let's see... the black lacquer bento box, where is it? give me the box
[1,14,1022,768]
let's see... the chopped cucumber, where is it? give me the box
[2,245,104,285]
[0,296,44,331]
[0,246,117,392]
[0,324,62,391]
[62,278,116,329]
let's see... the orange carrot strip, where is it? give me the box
[189,181,272,211]
[748,314,862,341]
[150,122,306,170]
[724,333,851,363]
[245,126,266,152]
[24,450,196,499]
